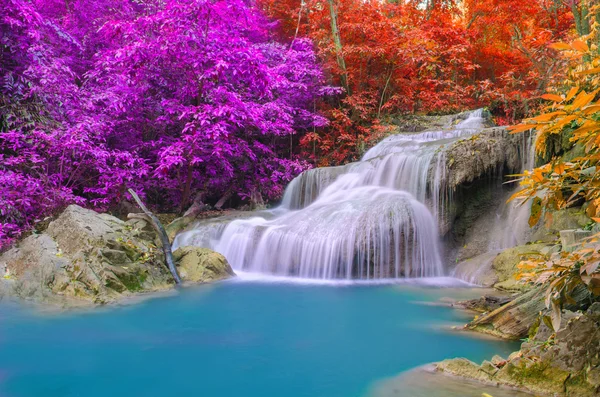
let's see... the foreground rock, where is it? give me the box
[173,246,234,283]
[437,307,600,396]
[0,205,235,307]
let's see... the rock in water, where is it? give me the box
[438,310,600,396]
[173,246,235,283]
[0,205,234,306]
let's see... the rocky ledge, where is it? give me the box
[437,305,600,396]
[0,205,235,307]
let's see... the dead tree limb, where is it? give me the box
[127,188,182,285]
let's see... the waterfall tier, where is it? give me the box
[175,109,489,280]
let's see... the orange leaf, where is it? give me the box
[572,40,590,53]
[541,94,563,102]
[530,111,566,122]
[508,124,537,133]
[592,217,600,223]
[577,67,600,75]
[549,42,572,51]
[566,87,579,102]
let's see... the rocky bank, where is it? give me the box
[0,205,235,307]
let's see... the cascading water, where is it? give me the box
[489,131,536,250]
[174,110,488,280]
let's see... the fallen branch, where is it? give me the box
[127,188,182,285]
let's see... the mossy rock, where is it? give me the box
[173,246,235,283]
[491,243,547,292]
[531,207,591,242]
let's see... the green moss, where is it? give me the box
[114,268,147,292]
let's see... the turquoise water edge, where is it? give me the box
[0,278,520,397]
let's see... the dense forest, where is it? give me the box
[0,0,595,251]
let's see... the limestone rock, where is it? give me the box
[491,243,546,291]
[46,205,124,256]
[531,207,591,242]
[452,251,499,287]
[173,246,235,283]
[440,311,600,396]
[468,287,546,339]
[439,127,522,191]
[0,205,183,306]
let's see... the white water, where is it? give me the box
[489,131,536,249]
[175,110,488,280]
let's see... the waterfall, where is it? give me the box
[174,110,488,280]
[489,131,536,249]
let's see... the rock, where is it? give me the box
[45,205,125,256]
[0,234,68,278]
[455,294,512,313]
[441,311,600,396]
[491,243,546,292]
[165,215,198,242]
[0,205,232,307]
[560,229,593,252]
[531,207,591,242]
[440,127,522,191]
[452,251,499,287]
[467,287,546,339]
[541,312,600,372]
[173,246,235,283]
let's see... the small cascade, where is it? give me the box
[174,110,489,280]
[489,132,536,249]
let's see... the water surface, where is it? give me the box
[0,279,519,397]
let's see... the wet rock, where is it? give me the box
[440,127,522,191]
[455,294,512,313]
[452,251,499,287]
[173,246,235,283]
[467,287,546,339]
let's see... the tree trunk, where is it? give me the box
[327,0,350,95]
[128,189,182,285]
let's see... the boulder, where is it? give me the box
[173,246,235,283]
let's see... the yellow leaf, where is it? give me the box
[554,163,565,174]
[541,94,563,102]
[572,40,590,53]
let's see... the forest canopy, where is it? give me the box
[0,0,590,248]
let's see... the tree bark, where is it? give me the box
[327,0,350,95]
[128,189,182,285]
